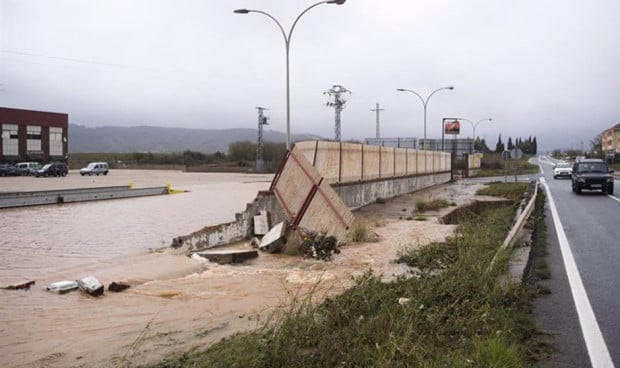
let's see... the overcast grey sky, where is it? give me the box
[1,0,619,151]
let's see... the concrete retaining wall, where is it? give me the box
[334,172,452,210]
[464,153,483,178]
[294,141,451,183]
[171,190,286,253]
[173,141,453,253]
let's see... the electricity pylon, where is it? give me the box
[324,85,351,141]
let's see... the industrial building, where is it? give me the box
[0,107,68,163]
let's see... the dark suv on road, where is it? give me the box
[35,162,68,177]
[571,159,614,195]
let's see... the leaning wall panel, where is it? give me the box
[273,152,319,218]
[298,180,354,241]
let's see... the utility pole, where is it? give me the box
[256,107,269,172]
[324,85,351,141]
[370,102,384,139]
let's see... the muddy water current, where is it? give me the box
[0,171,464,368]
[0,171,276,368]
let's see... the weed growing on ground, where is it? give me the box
[477,182,528,202]
[347,220,370,243]
[415,198,452,212]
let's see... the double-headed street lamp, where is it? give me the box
[234,0,346,151]
[458,118,493,153]
[396,86,454,150]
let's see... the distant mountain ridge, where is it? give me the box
[68,124,321,153]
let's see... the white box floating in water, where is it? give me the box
[46,280,79,294]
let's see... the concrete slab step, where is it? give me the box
[194,249,259,264]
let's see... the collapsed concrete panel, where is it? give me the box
[271,151,321,219]
[170,141,452,254]
[272,148,354,244]
[171,190,287,253]
[297,180,355,241]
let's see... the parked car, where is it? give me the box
[571,159,614,195]
[15,162,42,176]
[35,162,68,177]
[0,163,20,176]
[80,162,109,176]
[552,162,572,179]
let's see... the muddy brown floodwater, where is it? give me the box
[0,170,486,368]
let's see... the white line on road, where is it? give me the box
[542,178,615,368]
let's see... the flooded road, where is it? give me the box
[0,170,274,368]
[0,170,466,368]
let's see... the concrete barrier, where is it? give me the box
[0,185,169,208]
[172,141,453,253]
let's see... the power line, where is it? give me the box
[0,49,208,77]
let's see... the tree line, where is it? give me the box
[68,141,288,172]
[474,135,538,155]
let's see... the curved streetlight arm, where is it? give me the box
[396,88,425,107]
[425,86,455,106]
[457,117,492,132]
[289,1,334,44]
[236,10,288,45]
[457,117,492,153]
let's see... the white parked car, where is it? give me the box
[80,162,109,176]
[553,162,572,179]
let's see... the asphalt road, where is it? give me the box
[534,156,620,368]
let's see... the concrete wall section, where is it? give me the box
[171,191,286,252]
[272,148,354,242]
[362,144,381,181]
[271,150,321,219]
[312,141,340,183]
[334,172,451,209]
[298,180,355,241]
[394,148,407,177]
[294,141,451,183]
[380,146,394,178]
[340,142,363,183]
[171,141,453,253]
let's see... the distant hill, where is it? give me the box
[68,124,321,153]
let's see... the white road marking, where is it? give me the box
[542,178,615,367]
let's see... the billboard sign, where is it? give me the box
[444,119,460,135]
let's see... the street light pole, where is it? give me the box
[234,0,346,151]
[458,118,492,153]
[396,86,454,150]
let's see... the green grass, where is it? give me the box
[348,220,371,242]
[144,182,549,368]
[476,182,529,202]
[415,198,453,212]
[474,155,539,178]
